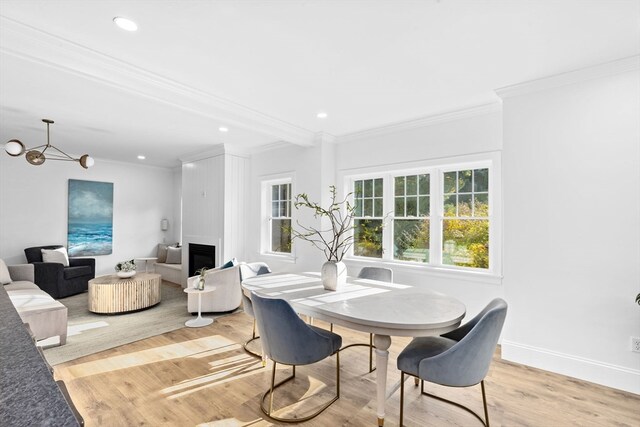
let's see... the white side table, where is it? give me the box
[183,287,215,327]
[135,257,158,273]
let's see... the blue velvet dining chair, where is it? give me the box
[396,298,507,426]
[251,291,342,423]
[239,262,271,359]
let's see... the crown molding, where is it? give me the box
[247,141,292,155]
[0,16,315,147]
[179,143,252,163]
[337,102,502,144]
[496,55,640,99]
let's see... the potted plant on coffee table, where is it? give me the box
[115,259,136,278]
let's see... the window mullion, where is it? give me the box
[383,174,393,261]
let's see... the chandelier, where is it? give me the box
[4,119,94,169]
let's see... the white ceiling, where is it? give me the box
[1,1,638,167]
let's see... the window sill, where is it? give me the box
[344,257,503,285]
[260,252,297,264]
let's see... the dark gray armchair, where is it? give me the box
[24,245,95,299]
[397,298,508,426]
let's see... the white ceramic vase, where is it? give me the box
[117,270,136,279]
[321,260,347,291]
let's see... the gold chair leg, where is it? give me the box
[243,319,263,360]
[417,380,489,426]
[481,380,490,427]
[260,352,340,423]
[400,371,405,426]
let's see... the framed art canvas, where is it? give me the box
[67,179,113,256]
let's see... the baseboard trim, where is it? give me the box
[501,340,640,395]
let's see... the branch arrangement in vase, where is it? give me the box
[290,185,355,262]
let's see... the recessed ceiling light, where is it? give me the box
[137,155,146,160]
[219,127,229,132]
[317,112,328,119]
[113,17,138,32]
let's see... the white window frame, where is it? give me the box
[341,152,502,283]
[260,174,295,261]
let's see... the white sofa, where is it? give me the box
[1,260,68,345]
[186,262,270,313]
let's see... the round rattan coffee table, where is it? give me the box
[88,272,162,314]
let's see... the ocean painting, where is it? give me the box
[67,179,113,256]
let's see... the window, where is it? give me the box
[269,182,292,253]
[394,174,430,263]
[347,157,497,273]
[442,168,489,268]
[353,178,384,257]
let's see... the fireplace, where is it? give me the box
[188,243,216,276]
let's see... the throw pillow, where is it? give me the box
[156,244,169,263]
[0,259,12,285]
[165,246,182,264]
[221,257,238,269]
[41,247,70,267]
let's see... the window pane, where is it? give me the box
[394,219,429,263]
[281,184,289,200]
[395,176,405,196]
[374,199,383,217]
[271,202,279,217]
[406,196,417,216]
[442,219,489,269]
[459,170,472,193]
[406,175,417,195]
[364,198,373,216]
[355,199,363,216]
[271,219,292,253]
[474,169,489,192]
[280,201,287,217]
[395,197,405,216]
[418,174,430,195]
[272,185,279,201]
[443,195,456,217]
[355,180,363,198]
[474,194,489,217]
[418,196,429,216]
[444,172,457,193]
[374,178,383,197]
[364,179,373,197]
[354,219,383,258]
[458,194,472,217]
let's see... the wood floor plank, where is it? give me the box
[55,312,640,426]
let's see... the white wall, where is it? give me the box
[248,110,505,321]
[336,109,505,320]
[500,66,640,394]
[0,156,179,276]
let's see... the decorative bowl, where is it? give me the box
[117,270,136,279]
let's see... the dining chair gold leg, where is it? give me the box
[400,371,405,426]
[260,353,339,423]
[414,376,420,386]
[243,319,263,360]
[481,380,490,427]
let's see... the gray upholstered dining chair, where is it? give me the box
[251,292,342,423]
[351,266,394,372]
[239,262,271,359]
[396,298,507,427]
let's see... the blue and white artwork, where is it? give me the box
[67,179,113,256]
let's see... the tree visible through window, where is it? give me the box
[270,183,291,253]
[442,168,489,268]
[393,174,430,263]
[353,178,383,257]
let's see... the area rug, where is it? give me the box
[41,282,236,366]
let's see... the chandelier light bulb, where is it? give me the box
[5,139,25,156]
[80,155,95,169]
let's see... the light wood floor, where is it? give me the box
[55,311,640,427]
